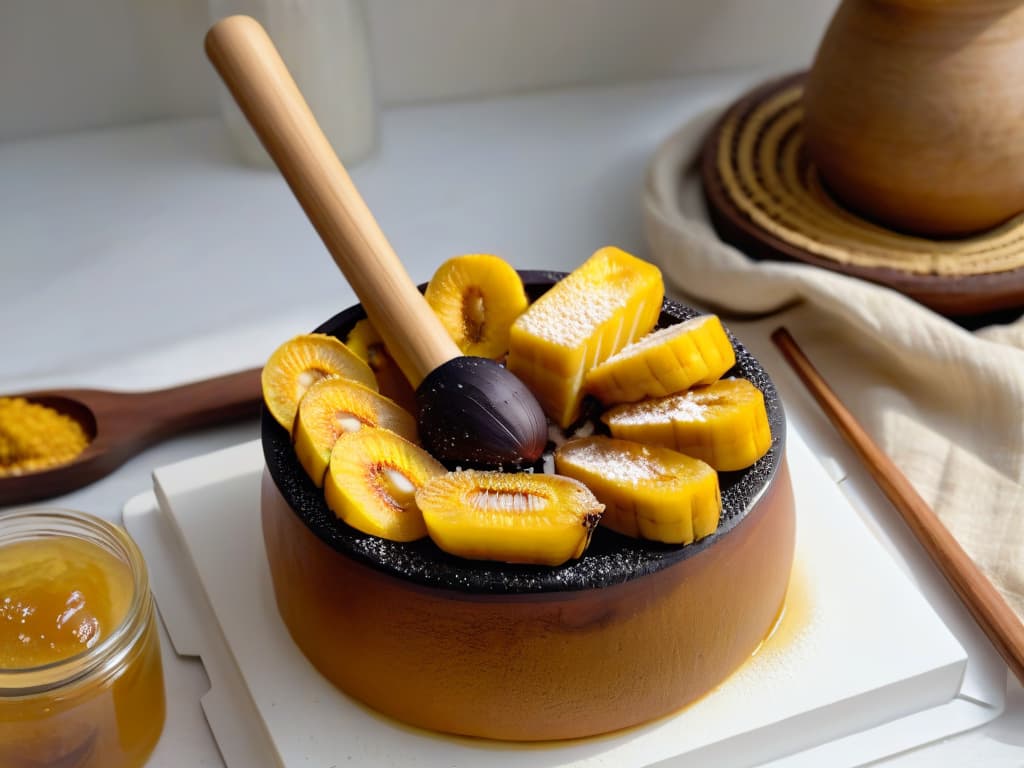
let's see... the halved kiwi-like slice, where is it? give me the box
[293,377,417,487]
[262,333,377,431]
[416,470,603,566]
[424,254,529,360]
[324,427,444,542]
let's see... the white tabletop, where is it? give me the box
[1,71,1022,767]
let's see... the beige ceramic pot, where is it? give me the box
[803,0,1024,237]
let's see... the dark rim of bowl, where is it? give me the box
[262,270,786,595]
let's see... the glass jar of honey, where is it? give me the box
[0,509,165,768]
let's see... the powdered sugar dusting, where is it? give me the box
[515,280,628,346]
[566,442,668,485]
[606,392,708,426]
[601,315,709,363]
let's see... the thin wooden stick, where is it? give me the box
[771,326,1024,686]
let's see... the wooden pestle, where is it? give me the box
[205,15,455,388]
[205,15,546,466]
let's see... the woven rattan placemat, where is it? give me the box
[700,74,1024,318]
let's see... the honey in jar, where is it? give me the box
[0,509,165,768]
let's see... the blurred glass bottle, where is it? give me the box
[208,0,376,167]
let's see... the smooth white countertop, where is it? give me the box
[1,71,1022,767]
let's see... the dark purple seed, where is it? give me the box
[416,357,548,468]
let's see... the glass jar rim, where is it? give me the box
[0,508,151,694]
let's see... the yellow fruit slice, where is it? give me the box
[345,319,418,413]
[293,377,418,487]
[602,378,772,471]
[262,333,377,431]
[416,470,604,566]
[424,254,529,359]
[584,314,736,404]
[343,318,379,364]
[507,247,664,427]
[554,436,721,544]
[324,427,445,542]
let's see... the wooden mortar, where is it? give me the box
[259,281,797,741]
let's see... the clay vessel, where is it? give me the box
[259,273,796,741]
[803,0,1024,237]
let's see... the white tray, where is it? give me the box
[123,402,1005,766]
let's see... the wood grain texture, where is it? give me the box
[0,368,263,507]
[803,0,1024,237]
[204,15,460,387]
[771,327,1024,686]
[261,461,796,740]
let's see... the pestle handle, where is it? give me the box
[205,15,460,388]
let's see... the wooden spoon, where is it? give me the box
[0,369,262,508]
[205,15,547,468]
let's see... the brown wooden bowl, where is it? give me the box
[700,74,1024,323]
[260,272,796,741]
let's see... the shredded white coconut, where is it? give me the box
[572,421,595,438]
[547,424,568,448]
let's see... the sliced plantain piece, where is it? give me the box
[416,470,604,566]
[344,319,418,413]
[262,333,377,431]
[555,436,721,544]
[324,427,445,542]
[293,376,418,487]
[584,314,735,405]
[424,254,529,359]
[507,247,663,428]
[602,378,772,472]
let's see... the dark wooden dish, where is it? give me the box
[0,370,262,507]
[700,73,1024,323]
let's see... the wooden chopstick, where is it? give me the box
[771,327,1024,686]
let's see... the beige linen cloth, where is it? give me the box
[643,108,1024,620]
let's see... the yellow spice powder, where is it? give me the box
[0,398,90,476]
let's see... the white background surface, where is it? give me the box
[1,70,1023,766]
[129,426,970,768]
[0,0,838,142]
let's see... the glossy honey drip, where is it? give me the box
[0,533,165,768]
[0,537,133,669]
